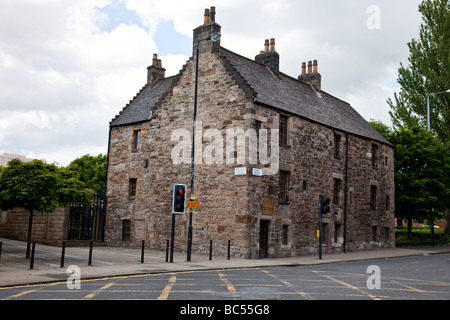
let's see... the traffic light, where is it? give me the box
[320,195,331,215]
[172,184,187,214]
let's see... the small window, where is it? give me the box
[371,143,378,168]
[282,225,289,245]
[129,178,137,198]
[302,180,308,192]
[122,220,131,241]
[370,185,377,210]
[371,226,377,242]
[279,171,290,203]
[333,178,342,205]
[133,130,141,150]
[334,134,341,159]
[279,115,288,145]
[385,196,390,211]
[255,120,262,137]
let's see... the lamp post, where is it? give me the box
[187,32,221,262]
[427,89,450,132]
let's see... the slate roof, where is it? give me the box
[110,46,390,145]
[220,47,390,145]
[110,76,176,127]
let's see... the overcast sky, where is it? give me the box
[0,0,422,166]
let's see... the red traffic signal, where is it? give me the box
[173,184,187,214]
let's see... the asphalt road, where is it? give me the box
[1,253,449,302]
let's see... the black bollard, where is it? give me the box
[165,240,169,263]
[209,240,213,261]
[141,240,145,263]
[227,240,231,260]
[88,240,93,266]
[29,242,36,270]
[60,240,66,268]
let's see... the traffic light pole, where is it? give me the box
[170,213,175,263]
[319,195,323,260]
[187,209,193,261]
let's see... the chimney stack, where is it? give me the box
[255,38,280,75]
[147,53,166,84]
[298,59,321,92]
[193,7,221,55]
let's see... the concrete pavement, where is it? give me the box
[1,237,449,287]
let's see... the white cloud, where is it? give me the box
[0,0,423,166]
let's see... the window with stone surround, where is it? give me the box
[370,185,377,210]
[333,178,342,205]
[122,220,131,241]
[132,130,141,151]
[282,225,289,245]
[279,115,288,146]
[279,170,290,203]
[334,133,341,159]
[371,143,378,169]
[129,178,137,198]
[371,226,378,242]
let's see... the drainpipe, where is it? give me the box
[343,132,349,253]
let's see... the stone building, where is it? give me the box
[105,7,395,259]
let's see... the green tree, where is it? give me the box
[0,159,91,258]
[66,154,107,194]
[387,0,450,145]
[372,122,450,237]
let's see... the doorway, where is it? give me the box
[259,220,270,258]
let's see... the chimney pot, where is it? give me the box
[264,39,269,52]
[301,62,306,75]
[210,6,216,22]
[313,60,318,73]
[204,8,210,25]
[270,38,275,52]
[308,61,312,74]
